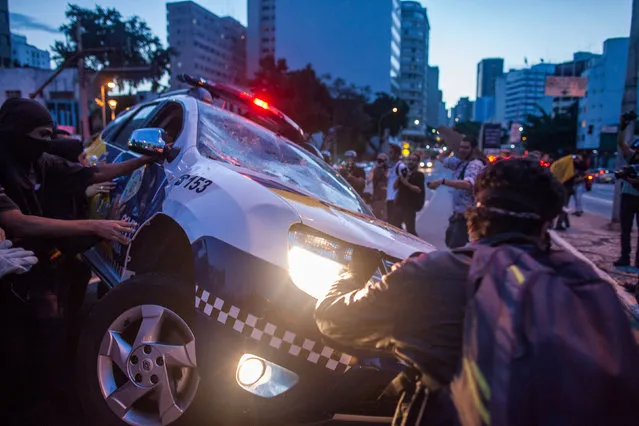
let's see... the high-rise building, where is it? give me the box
[11,34,50,69]
[0,0,10,68]
[476,58,504,98]
[473,96,495,123]
[577,38,630,149]
[500,63,556,125]
[451,97,474,123]
[167,1,246,89]
[426,65,442,126]
[247,0,400,95]
[399,1,429,133]
[474,58,503,123]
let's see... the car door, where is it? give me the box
[91,101,186,284]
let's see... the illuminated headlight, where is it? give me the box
[288,229,352,300]
[426,161,433,168]
[236,354,299,398]
[420,162,425,168]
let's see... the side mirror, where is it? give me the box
[128,128,179,161]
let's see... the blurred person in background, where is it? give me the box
[614,112,639,267]
[395,153,425,236]
[340,150,366,198]
[571,153,588,217]
[387,144,407,227]
[429,130,485,248]
[371,153,389,220]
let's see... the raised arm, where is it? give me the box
[89,156,153,184]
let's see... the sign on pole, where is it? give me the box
[545,76,588,97]
[481,123,502,152]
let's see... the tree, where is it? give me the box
[364,93,409,141]
[52,4,174,91]
[250,56,332,134]
[523,103,578,156]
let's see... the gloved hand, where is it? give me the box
[0,240,38,278]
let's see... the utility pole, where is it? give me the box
[612,0,639,226]
[77,23,90,139]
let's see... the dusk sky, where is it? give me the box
[8,0,633,107]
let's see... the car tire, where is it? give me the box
[76,273,207,426]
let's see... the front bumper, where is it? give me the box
[190,236,400,422]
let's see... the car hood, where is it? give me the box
[240,171,436,259]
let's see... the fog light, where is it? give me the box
[237,356,265,386]
[235,354,299,398]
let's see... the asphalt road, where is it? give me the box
[416,166,453,250]
[581,183,614,218]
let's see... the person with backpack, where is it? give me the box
[315,158,639,426]
[395,153,425,235]
[428,132,484,248]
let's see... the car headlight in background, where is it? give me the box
[288,228,353,300]
[426,161,433,168]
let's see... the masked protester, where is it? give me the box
[0,98,153,406]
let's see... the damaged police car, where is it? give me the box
[77,79,435,425]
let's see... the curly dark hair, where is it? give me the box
[466,158,565,240]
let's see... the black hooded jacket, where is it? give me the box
[0,98,95,219]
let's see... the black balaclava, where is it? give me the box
[0,98,54,163]
[47,139,84,163]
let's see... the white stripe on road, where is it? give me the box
[583,194,613,206]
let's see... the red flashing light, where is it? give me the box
[599,170,604,175]
[253,98,269,109]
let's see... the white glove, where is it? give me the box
[0,240,38,278]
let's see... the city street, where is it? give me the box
[416,165,453,249]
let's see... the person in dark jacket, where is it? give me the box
[315,158,566,425]
[395,153,425,235]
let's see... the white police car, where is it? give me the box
[77,84,435,426]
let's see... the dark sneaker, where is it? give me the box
[554,226,566,231]
[614,258,631,267]
[573,211,583,217]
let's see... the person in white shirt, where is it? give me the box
[386,144,407,227]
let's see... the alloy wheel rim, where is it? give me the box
[97,304,199,426]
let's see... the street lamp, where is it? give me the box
[107,99,118,121]
[378,107,398,146]
[100,81,116,128]
[414,119,420,126]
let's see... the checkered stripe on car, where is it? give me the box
[195,286,356,373]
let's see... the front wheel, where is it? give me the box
[76,273,200,426]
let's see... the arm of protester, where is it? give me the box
[443,179,473,191]
[90,156,153,184]
[0,210,135,245]
[437,125,464,155]
[85,181,116,198]
[315,256,424,351]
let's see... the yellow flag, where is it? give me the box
[550,155,575,183]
